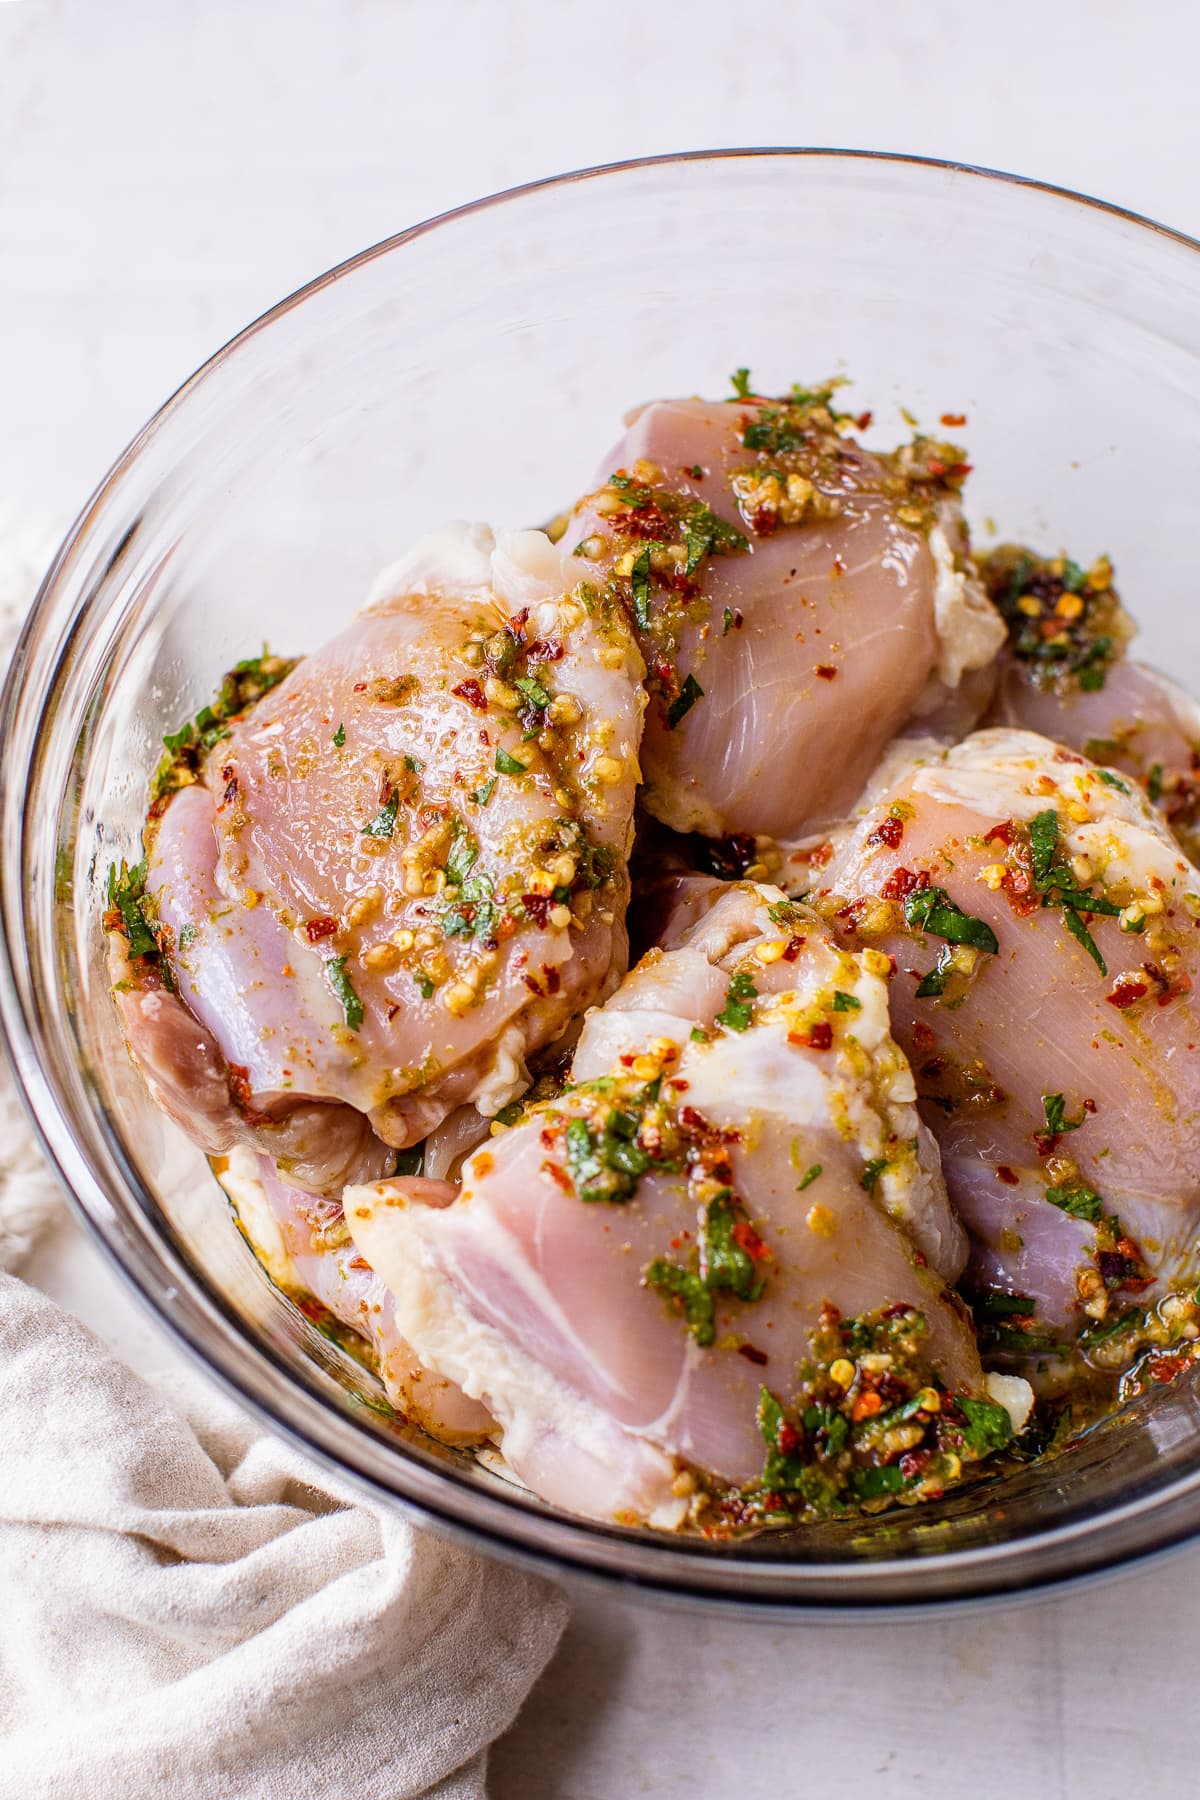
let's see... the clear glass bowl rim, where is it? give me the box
[7,146,1200,1614]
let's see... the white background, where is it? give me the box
[5,2,1200,1794]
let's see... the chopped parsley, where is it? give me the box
[730,367,754,399]
[562,1082,662,1206]
[1026,808,1119,977]
[903,885,999,955]
[325,955,364,1031]
[360,790,400,838]
[831,990,861,1012]
[473,776,497,807]
[1096,768,1128,794]
[914,944,955,998]
[332,722,346,747]
[716,970,758,1032]
[153,650,296,802]
[667,673,703,729]
[494,746,525,776]
[955,1396,1015,1458]
[699,1190,767,1303]
[797,1163,823,1191]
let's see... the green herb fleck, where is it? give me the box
[1096,768,1128,794]
[630,545,654,629]
[667,673,703,730]
[860,1157,888,1194]
[415,974,435,1000]
[831,990,861,1012]
[445,820,479,886]
[473,776,497,807]
[1148,763,1164,804]
[903,885,998,955]
[644,1260,715,1347]
[326,955,364,1031]
[797,1163,823,1191]
[1042,1093,1084,1138]
[1045,1181,1104,1223]
[106,859,157,958]
[495,746,525,777]
[730,367,754,399]
[515,674,550,710]
[699,1190,766,1302]
[716,970,758,1033]
[332,723,345,747]
[954,1396,1013,1457]
[1064,907,1107,975]
[360,790,400,839]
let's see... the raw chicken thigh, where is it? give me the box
[347,885,1025,1528]
[114,525,645,1181]
[559,386,1004,844]
[982,545,1200,855]
[217,1147,492,1445]
[814,727,1200,1336]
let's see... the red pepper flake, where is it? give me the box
[781,935,807,962]
[522,893,552,927]
[525,637,565,663]
[737,1343,769,1367]
[452,678,487,711]
[854,410,873,431]
[523,973,545,997]
[866,815,904,851]
[543,965,561,995]
[995,1164,1019,1187]
[731,1220,772,1262]
[900,1446,934,1480]
[304,915,339,943]
[542,1159,574,1194]
[911,1021,936,1052]
[1146,1349,1194,1384]
[1106,975,1149,1010]
[777,1422,801,1455]
[789,1021,833,1050]
[815,663,838,681]
[881,866,929,903]
[939,412,967,428]
[851,1391,883,1421]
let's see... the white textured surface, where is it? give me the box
[4,2,1200,1794]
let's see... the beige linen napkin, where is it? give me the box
[0,1272,566,1800]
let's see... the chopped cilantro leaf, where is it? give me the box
[415,973,435,1000]
[689,1026,707,1043]
[1096,768,1128,794]
[495,746,525,776]
[831,990,861,1012]
[360,790,400,839]
[404,754,425,774]
[903,885,998,955]
[473,776,497,806]
[850,1465,906,1500]
[332,723,345,747]
[716,969,758,1033]
[730,367,754,399]
[699,1190,766,1302]
[797,1163,823,1191]
[325,955,363,1030]
[667,673,703,730]
[915,945,954,998]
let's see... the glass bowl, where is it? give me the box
[7,149,1200,1612]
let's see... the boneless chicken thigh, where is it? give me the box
[559,389,1004,844]
[118,525,645,1177]
[814,727,1200,1334]
[982,545,1200,857]
[347,885,1025,1528]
